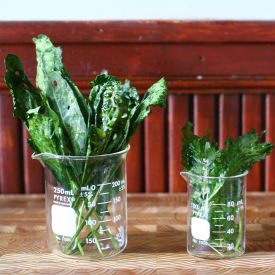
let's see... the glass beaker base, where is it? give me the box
[187,247,245,259]
[50,240,127,260]
[48,238,127,260]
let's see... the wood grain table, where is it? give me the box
[1,193,275,274]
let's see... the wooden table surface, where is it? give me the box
[1,193,275,274]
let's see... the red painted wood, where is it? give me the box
[1,21,275,193]
[2,21,275,44]
[219,94,241,147]
[194,95,216,139]
[242,94,264,191]
[127,127,144,192]
[144,107,166,192]
[3,81,275,96]
[265,94,275,191]
[0,95,22,193]
[22,128,44,193]
[4,44,275,78]
[168,94,189,192]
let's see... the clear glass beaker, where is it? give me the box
[180,171,248,259]
[32,145,130,259]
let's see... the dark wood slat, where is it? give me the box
[168,94,189,192]
[242,94,264,191]
[265,94,275,191]
[127,127,144,193]
[219,94,240,147]
[144,107,166,192]
[194,95,216,139]
[0,95,22,193]
[2,21,275,43]
[22,128,44,194]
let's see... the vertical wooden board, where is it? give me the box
[0,95,22,193]
[22,128,44,193]
[242,94,264,191]
[219,94,241,147]
[127,127,144,192]
[168,94,189,192]
[194,95,216,139]
[144,107,166,192]
[265,94,275,191]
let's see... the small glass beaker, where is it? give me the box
[180,171,248,259]
[33,145,130,259]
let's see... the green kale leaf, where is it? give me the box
[127,77,167,142]
[4,54,41,124]
[34,35,88,155]
[181,122,274,177]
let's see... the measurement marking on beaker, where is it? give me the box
[215,238,224,241]
[100,192,109,195]
[214,224,224,227]
[100,210,109,214]
[212,246,226,248]
[213,217,226,220]
[97,200,112,205]
[99,237,112,241]
[97,183,111,187]
[101,246,110,250]
[213,231,226,234]
[99,218,112,222]
[212,203,226,206]
[214,210,224,213]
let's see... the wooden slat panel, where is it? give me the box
[127,127,144,192]
[0,95,22,193]
[242,94,264,191]
[168,94,189,192]
[219,94,241,147]
[3,83,275,97]
[22,128,44,193]
[265,94,275,191]
[144,107,166,192]
[194,95,216,139]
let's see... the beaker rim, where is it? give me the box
[32,144,130,161]
[180,170,249,180]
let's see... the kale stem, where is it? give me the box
[63,184,104,253]
[74,201,85,254]
[63,159,123,255]
[63,205,94,253]
[94,212,120,251]
[86,214,105,256]
[77,241,84,256]
[207,242,225,257]
[234,207,243,251]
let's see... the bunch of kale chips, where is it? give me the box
[4,35,167,256]
[181,122,274,257]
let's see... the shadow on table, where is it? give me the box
[125,231,186,254]
[246,224,275,252]
[125,225,275,254]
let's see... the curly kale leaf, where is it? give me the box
[181,122,274,177]
[223,130,274,176]
[88,75,167,155]
[181,122,223,177]
[127,77,167,142]
[88,75,140,154]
